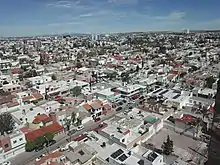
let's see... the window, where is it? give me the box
[13,140,17,144]
[19,138,23,141]
[13,88,16,91]
[122,138,125,143]
[4,144,9,148]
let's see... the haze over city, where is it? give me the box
[1,0,220,36]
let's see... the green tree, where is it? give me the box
[44,132,54,142]
[35,136,46,147]
[71,112,76,124]
[51,74,57,80]
[18,74,24,81]
[65,119,71,131]
[205,76,216,88]
[0,112,15,135]
[136,65,140,72]
[71,86,82,97]
[76,118,82,126]
[161,135,174,155]
[25,141,36,152]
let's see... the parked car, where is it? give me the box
[116,107,123,111]
[2,161,11,165]
[94,117,101,122]
[35,145,44,152]
[67,129,76,136]
[46,140,56,147]
[77,125,84,131]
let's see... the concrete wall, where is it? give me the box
[10,132,26,149]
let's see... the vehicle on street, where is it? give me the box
[94,117,101,122]
[46,140,56,147]
[67,129,76,136]
[35,145,44,152]
[116,107,123,111]
[77,125,84,131]
[2,161,11,165]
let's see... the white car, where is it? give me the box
[77,125,84,131]
[2,161,11,165]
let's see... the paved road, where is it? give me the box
[10,101,133,165]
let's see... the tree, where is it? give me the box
[108,72,117,80]
[71,112,76,124]
[44,132,54,142]
[161,135,174,155]
[136,65,140,72]
[65,119,71,131]
[51,74,57,80]
[76,118,82,126]
[205,76,216,88]
[25,141,36,152]
[35,136,46,147]
[0,112,15,135]
[71,86,82,97]
[18,74,24,81]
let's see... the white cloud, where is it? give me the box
[108,0,138,5]
[155,11,186,21]
[46,0,81,8]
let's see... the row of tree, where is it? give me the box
[66,112,82,131]
[25,132,54,152]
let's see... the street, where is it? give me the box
[10,101,133,165]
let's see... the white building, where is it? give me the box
[26,75,52,85]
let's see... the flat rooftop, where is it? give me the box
[117,84,146,94]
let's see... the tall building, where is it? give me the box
[186,29,190,34]
[206,79,220,165]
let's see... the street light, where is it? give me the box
[44,136,50,153]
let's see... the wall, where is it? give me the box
[0,136,12,152]
[10,132,26,149]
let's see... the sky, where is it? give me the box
[0,0,220,37]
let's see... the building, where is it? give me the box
[206,80,220,165]
[64,142,97,165]
[0,129,26,163]
[0,60,11,73]
[35,151,67,165]
[26,75,52,86]
[2,84,22,93]
[97,108,163,149]
[114,84,146,100]
[95,88,121,102]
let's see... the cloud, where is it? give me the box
[155,11,186,21]
[46,0,81,8]
[108,0,138,5]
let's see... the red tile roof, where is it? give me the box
[32,93,43,100]
[209,106,215,113]
[22,95,35,102]
[11,68,23,74]
[0,94,16,105]
[20,127,31,134]
[33,114,52,124]
[26,129,45,141]
[25,122,63,141]
[41,122,63,134]
[103,104,111,110]
[94,99,103,106]
[6,102,19,108]
[83,103,92,111]
[175,114,194,123]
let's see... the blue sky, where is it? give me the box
[0,0,220,36]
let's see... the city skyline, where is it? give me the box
[1,0,220,37]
